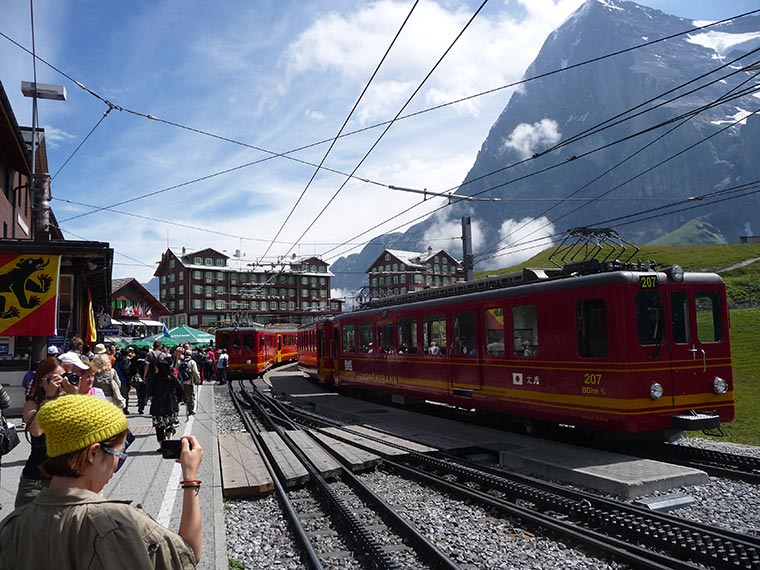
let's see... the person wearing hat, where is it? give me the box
[0,396,203,569]
[16,358,80,507]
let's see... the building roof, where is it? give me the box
[0,81,31,175]
[155,247,334,277]
[112,277,169,315]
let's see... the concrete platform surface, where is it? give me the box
[0,383,227,570]
[269,364,708,499]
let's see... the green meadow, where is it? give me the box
[480,243,760,445]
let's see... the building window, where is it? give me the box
[372,277,378,287]
[193,299,202,309]
[193,257,202,265]
[169,259,175,269]
[270,301,277,310]
[169,273,175,282]
[193,270,201,279]
[279,302,287,310]
[216,286,225,294]
[215,300,226,310]
[205,258,213,266]
[216,271,224,280]
[179,299,185,310]
[319,277,326,286]
[384,253,390,261]
[205,271,213,281]
[215,259,224,266]
[288,302,295,310]
[204,300,213,310]
[161,275,167,285]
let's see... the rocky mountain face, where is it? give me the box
[332,0,760,291]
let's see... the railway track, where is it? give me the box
[265,389,760,569]
[650,443,760,485]
[229,380,459,569]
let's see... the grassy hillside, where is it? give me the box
[477,242,760,278]
[723,308,760,445]
[477,243,760,445]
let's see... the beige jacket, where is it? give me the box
[0,487,196,570]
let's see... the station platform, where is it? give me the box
[0,383,227,570]
[266,365,708,499]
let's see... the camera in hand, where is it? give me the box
[62,372,80,386]
[160,439,183,459]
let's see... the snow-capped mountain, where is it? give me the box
[332,0,760,290]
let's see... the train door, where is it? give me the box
[449,311,480,391]
[316,325,326,381]
[277,334,282,363]
[665,284,730,406]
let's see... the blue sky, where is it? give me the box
[1,0,758,284]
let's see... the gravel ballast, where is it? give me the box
[218,391,760,568]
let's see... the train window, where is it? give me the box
[696,292,722,342]
[671,292,690,344]
[243,334,255,351]
[576,300,608,357]
[217,331,230,350]
[358,323,372,352]
[636,291,664,345]
[342,324,355,353]
[513,305,538,357]
[398,318,418,354]
[453,312,476,356]
[485,308,505,356]
[376,322,394,353]
[231,334,241,350]
[423,316,446,355]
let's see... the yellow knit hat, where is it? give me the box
[37,395,129,457]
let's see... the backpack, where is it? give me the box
[178,359,192,384]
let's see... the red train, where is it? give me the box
[215,325,298,378]
[298,258,734,436]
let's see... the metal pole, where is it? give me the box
[461,216,474,281]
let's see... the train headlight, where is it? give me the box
[649,382,664,400]
[713,376,728,395]
[664,265,684,282]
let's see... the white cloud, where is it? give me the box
[421,212,485,260]
[502,118,561,159]
[42,125,76,149]
[283,0,585,123]
[478,216,556,270]
[305,109,326,120]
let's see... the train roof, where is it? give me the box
[344,266,724,319]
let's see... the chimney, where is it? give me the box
[427,246,433,256]
[182,246,186,255]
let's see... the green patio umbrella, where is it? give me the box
[141,332,179,347]
[167,325,215,344]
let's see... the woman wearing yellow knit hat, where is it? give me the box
[0,395,203,569]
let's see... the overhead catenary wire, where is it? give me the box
[51,106,113,181]
[476,179,760,264]
[475,69,760,259]
[257,0,421,265]
[277,0,493,261]
[321,80,760,263]
[3,9,757,223]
